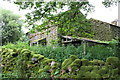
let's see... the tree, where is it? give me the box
[14,0,119,25]
[0,9,22,45]
[15,1,93,26]
[33,9,94,38]
[14,0,119,38]
[14,1,94,37]
[102,0,119,7]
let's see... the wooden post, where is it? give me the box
[82,40,86,56]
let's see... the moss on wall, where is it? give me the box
[1,48,120,79]
[90,19,120,41]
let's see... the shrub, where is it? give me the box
[2,41,118,62]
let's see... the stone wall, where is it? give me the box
[91,19,120,41]
[110,24,120,39]
[1,48,120,78]
[28,25,58,46]
[46,26,58,45]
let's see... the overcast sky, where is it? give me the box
[0,0,118,23]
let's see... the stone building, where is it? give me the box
[90,19,120,41]
[27,25,58,46]
[27,19,120,46]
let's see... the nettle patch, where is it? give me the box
[0,48,120,79]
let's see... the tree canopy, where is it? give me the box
[14,1,94,37]
[15,1,93,25]
[14,0,119,38]
[0,9,23,45]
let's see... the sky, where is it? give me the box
[87,0,118,23]
[0,0,118,32]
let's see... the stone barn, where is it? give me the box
[27,19,120,46]
[27,25,58,46]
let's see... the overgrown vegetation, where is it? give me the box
[2,41,118,62]
[14,0,119,38]
[14,1,95,38]
[1,1,119,79]
[1,48,120,79]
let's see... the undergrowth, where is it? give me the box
[2,41,117,62]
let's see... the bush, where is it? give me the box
[2,41,118,62]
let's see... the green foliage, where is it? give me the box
[1,48,52,78]
[14,1,94,26]
[15,0,118,27]
[2,41,118,62]
[109,39,120,59]
[14,1,95,38]
[106,57,120,68]
[1,48,120,79]
[2,42,26,50]
[14,0,118,39]
[0,9,23,45]
[42,9,94,38]
[38,72,50,78]
[81,59,89,66]
[85,45,116,61]
[102,0,119,7]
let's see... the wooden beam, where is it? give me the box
[61,36,109,45]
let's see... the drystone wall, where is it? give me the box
[91,19,120,41]
[1,48,120,79]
